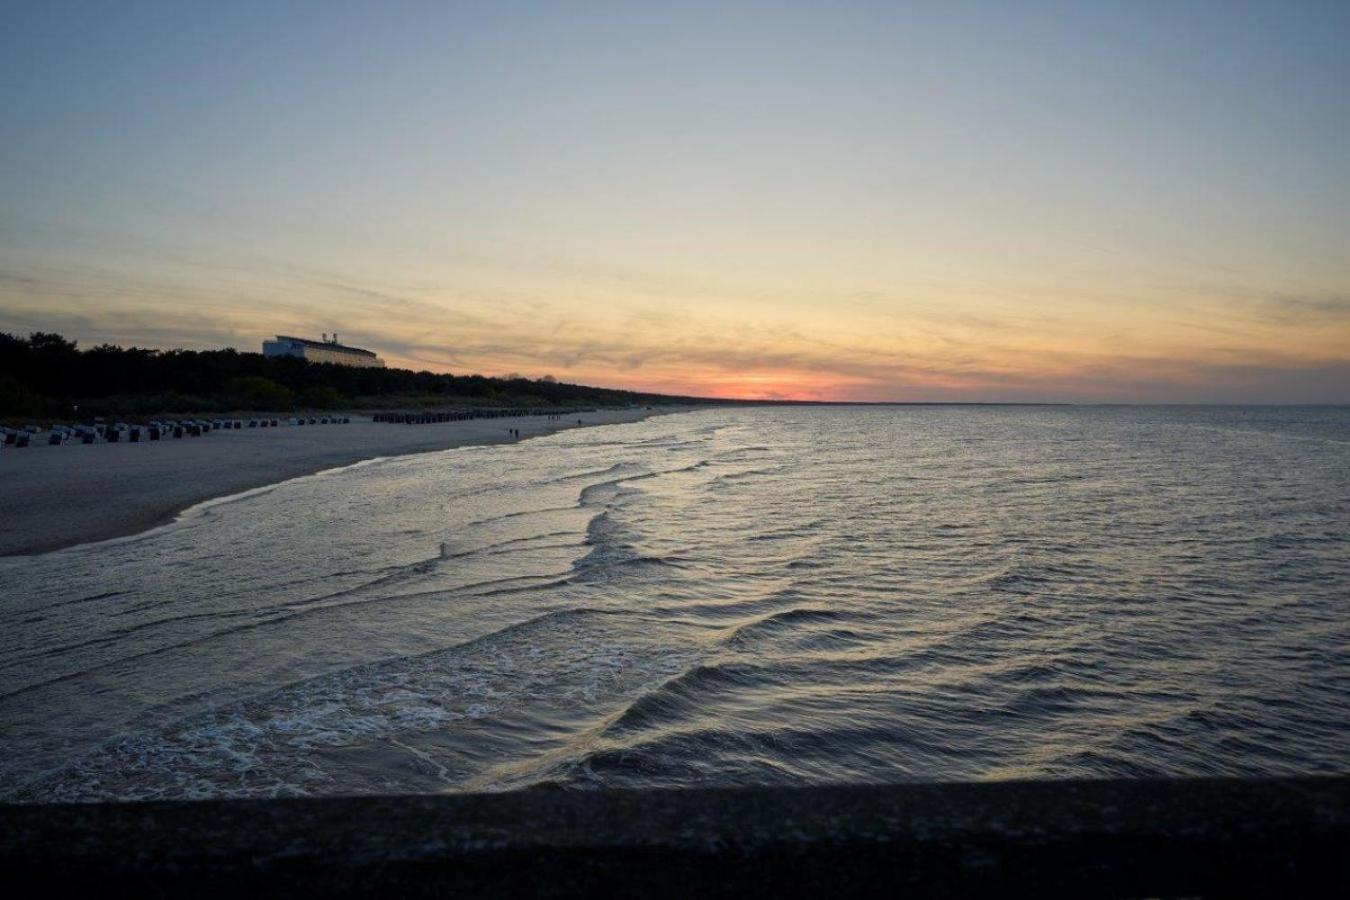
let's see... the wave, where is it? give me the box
[0,561,584,702]
[6,404,1349,798]
[723,607,846,648]
[601,662,767,736]
[7,605,707,803]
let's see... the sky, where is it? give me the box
[2,1,1348,402]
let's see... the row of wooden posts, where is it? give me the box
[373,407,595,425]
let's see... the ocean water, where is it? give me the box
[2,405,1348,802]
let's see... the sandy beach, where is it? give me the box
[0,407,691,556]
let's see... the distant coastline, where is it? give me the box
[0,332,726,424]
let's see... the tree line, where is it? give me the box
[0,332,711,419]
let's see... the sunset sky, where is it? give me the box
[2,1,1348,402]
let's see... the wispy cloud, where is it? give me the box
[3,245,1348,402]
[1249,293,1350,326]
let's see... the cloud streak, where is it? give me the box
[3,229,1348,404]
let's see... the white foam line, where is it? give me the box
[24,411,702,560]
[33,453,412,559]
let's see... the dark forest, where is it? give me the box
[0,333,712,419]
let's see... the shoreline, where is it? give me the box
[0,406,701,558]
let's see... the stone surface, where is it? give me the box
[2,777,1347,897]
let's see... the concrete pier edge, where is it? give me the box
[2,777,1347,897]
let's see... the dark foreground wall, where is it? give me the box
[2,778,1347,898]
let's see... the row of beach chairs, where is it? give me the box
[1,416,353,449]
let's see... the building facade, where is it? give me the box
[262,334,385,368]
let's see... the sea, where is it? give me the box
[2,405,1347,802]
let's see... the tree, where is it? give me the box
[0,375,47,416]
[0,331,708,420]
[27,332,78,354]
[298,385,342,410]
[223,376,295,411]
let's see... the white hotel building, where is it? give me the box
[262,334,386,368]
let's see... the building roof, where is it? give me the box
[273,335,380,358]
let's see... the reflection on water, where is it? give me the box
[2,405,1348,801]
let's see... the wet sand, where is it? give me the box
[0,407,692,557]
